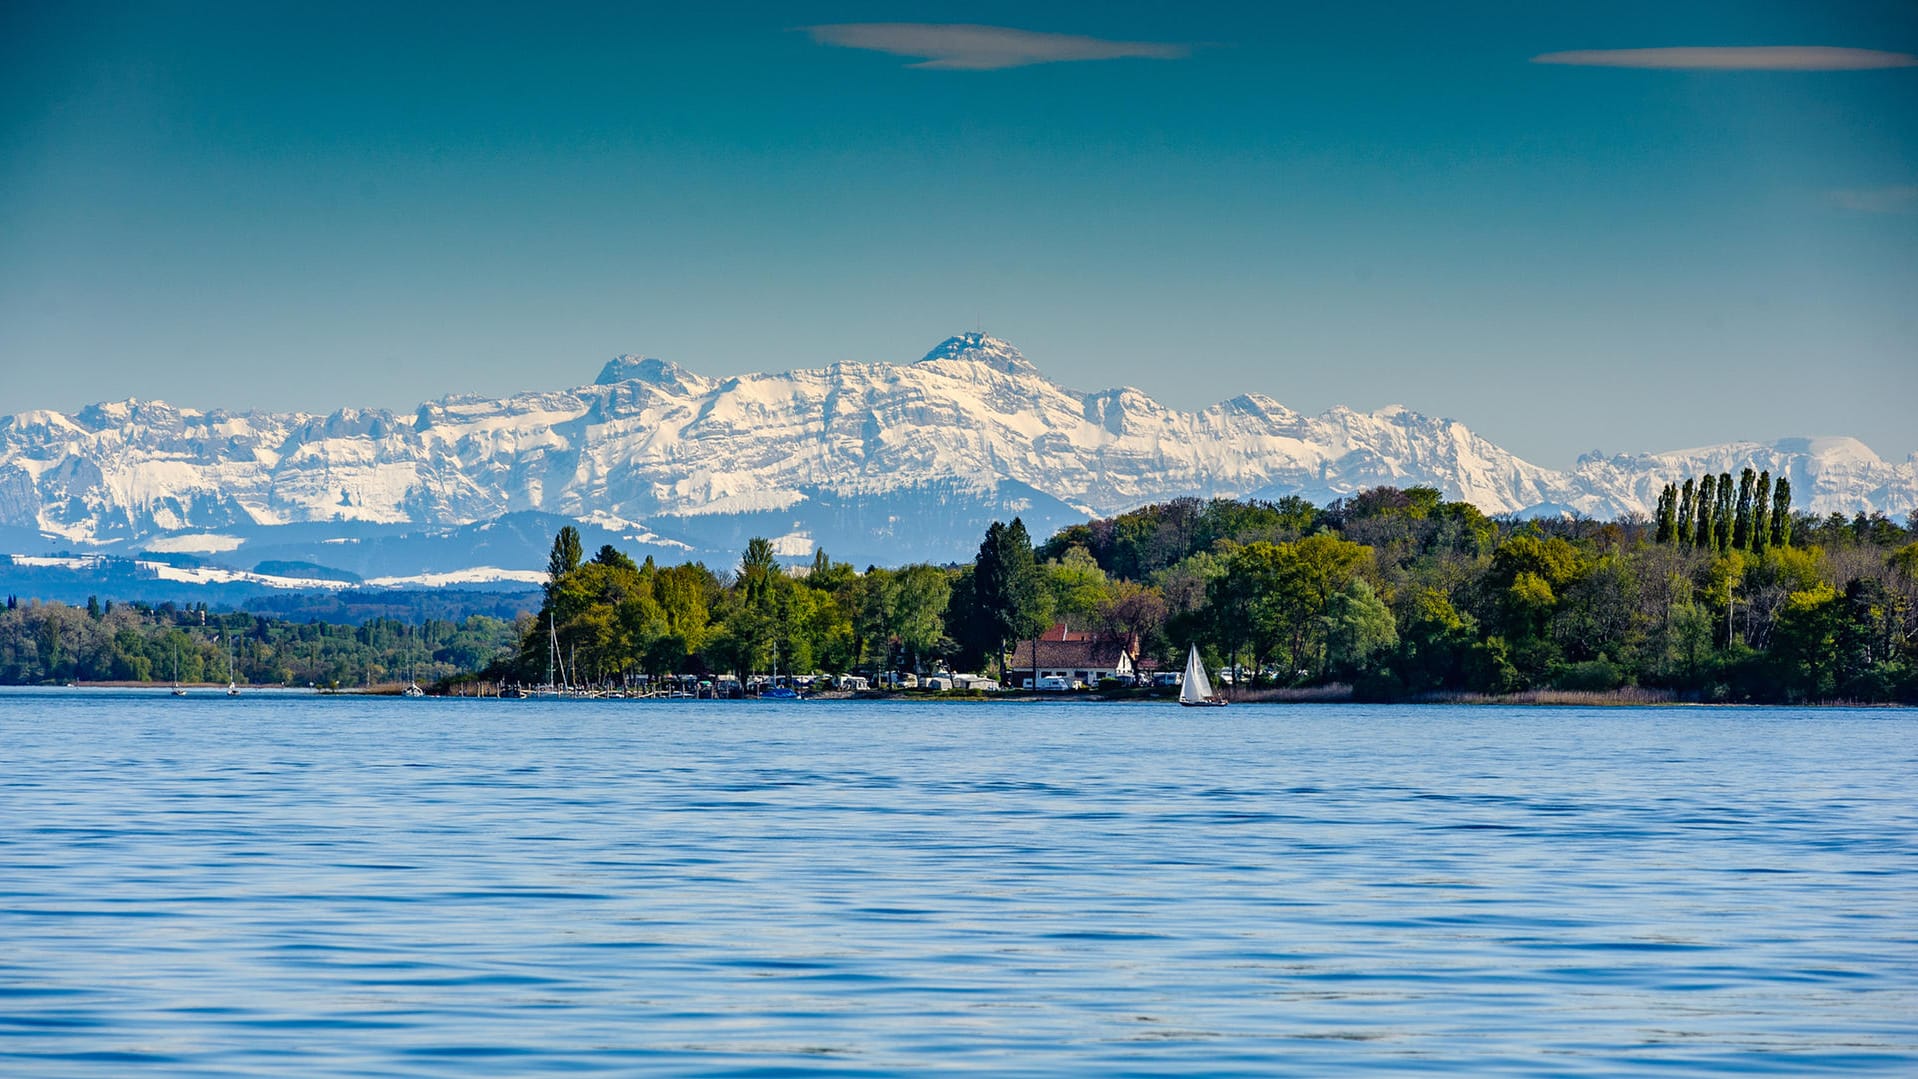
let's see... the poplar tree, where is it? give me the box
[1726,471,1741,551]
[1654,483,1678,544]
[1733,468,1756,550]
[1771,478,1793,548]
[1695,474,1716,552]
[1751,471,1772,554]
[1676,478,1695,547]
[546,526,583,594]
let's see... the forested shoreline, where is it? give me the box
[498,485,1917,704]
[5,484,1915,703]
[0,597,517,689]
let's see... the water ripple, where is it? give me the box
[1,690,1914,1075]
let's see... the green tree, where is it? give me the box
[888,564,953,672]
[972,519,1048,681]
[1770,477,1793,548]
[1694,474,1716,552]
[1770,584,1839,700]
[1713,472,1734,553]
[1654,483,1678,545]
[592,544,638,573]
[1322,578,1397,679]
[546,526,583,593]
[1676,478,1695,548]
[1733,468,1756,550]
[1042,546,1112,631]
[1211,533,1371,681]
[1751,471,1772,555]
[1372,588,1480,696]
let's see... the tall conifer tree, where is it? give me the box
[1751,471,1772,554]
[1733,468,1756,550]
[1695,474,1716,552]
[972,518,1046,682]
[1676,478,1695,547]
[1726,473,1741,551]
[1771,477,1793,548]
[1654,483,1677,544]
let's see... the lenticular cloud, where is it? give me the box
[1531,46,1918,71]
[804,23,1189,70]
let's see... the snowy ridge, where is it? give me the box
[1,334,1912,567]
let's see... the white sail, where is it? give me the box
[1180,645,1213,704]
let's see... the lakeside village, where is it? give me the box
[4,477,1918,704]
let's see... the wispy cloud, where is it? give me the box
[1829,185,1918,214]
[803,23,1189,71]
[1531,46,1918,71]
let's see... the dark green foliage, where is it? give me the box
[1733,468,1756,550]
[1752,471,1772,555]
[547,526,583,588]
[971,518,1049,679]
[592,544,638,573]
[1676,479,1695,547]
[1726,473,1741,551]
[1771,478,1793,548]
[1694,474,1716,551]
[1654,484,1678,545]
[0,602,516,688]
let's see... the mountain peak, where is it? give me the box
[596,354,690,387]
[917,333,1037,375]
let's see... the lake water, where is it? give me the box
[2,689,1914,1076]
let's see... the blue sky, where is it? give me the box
[3,2,1914,464]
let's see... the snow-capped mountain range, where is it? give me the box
[2,334,1912,578]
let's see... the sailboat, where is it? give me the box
[1179,644,1226,707]
[544,613,566,697]
[226,634,241,697]
[759,641,800,699]
[170,642,187,696]
[402,626,425,697]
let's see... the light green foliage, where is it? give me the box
[1322,578,1397,678]
[1043,546,1112,629]
[1210,533,1372,680]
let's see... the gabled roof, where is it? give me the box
[1009,636,1135,671]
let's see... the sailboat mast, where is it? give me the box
[547,614,558,689]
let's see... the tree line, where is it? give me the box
[506,488,1918,703]
[0,595,517,687]
[6,486,1912,703]
[1651,468,1792,554]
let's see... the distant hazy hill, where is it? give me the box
[1,334,1911,580]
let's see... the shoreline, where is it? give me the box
[12,681,1916,709]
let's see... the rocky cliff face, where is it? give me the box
[2,334,1911,567]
